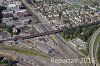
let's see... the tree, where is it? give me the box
[59,11,62,18]
[92,1,99,6]
[33,0,36,3]
[75,27,82,36]
[12,17,19,21]
[6,27,13,34]
[82,27,87,32]
[65,34,69,39]
[84,5,89,10]
[81,34,87,42]
[63,19,71,24]
[28,20,32,24]
[85,30,92,38]
[0,6,6,23]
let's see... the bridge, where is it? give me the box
[0,29,64,43]
[0,21,100,43]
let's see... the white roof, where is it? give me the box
[8,4,16,8]
[35,0,43,1]
[16,9,26,13]
[0,0,3,3]
[15,1,21,6]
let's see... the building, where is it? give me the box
[95,12,100,17]
[36,42,54,54]
[0,31,11,40]
[37,43,55,54]
[0,0,3,4]
[7,4,17,9]
[68,38,86,49]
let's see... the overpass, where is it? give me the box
[0,29,64,42]
[0,21,100,43]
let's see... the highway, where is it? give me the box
[89,28,100,66]
[95,41,100,66]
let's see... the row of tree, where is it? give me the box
[60,23,100,42]
[0,59,18,66]
[0,6,6,22]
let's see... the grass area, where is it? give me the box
[2,46,49,59]
[60,63,65,66]
[72,3,81,8]
[0,28,6,32]
[93,34,100,52]
[15,49,39,56]
[97,8,100,10]
[15,49,49,59]
[97,44,100,63]
[95,34,100,63]
[80,44,88,56]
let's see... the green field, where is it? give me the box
[2,46,49,59]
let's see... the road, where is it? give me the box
[95,41,100,66]
[89,28,100,66]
